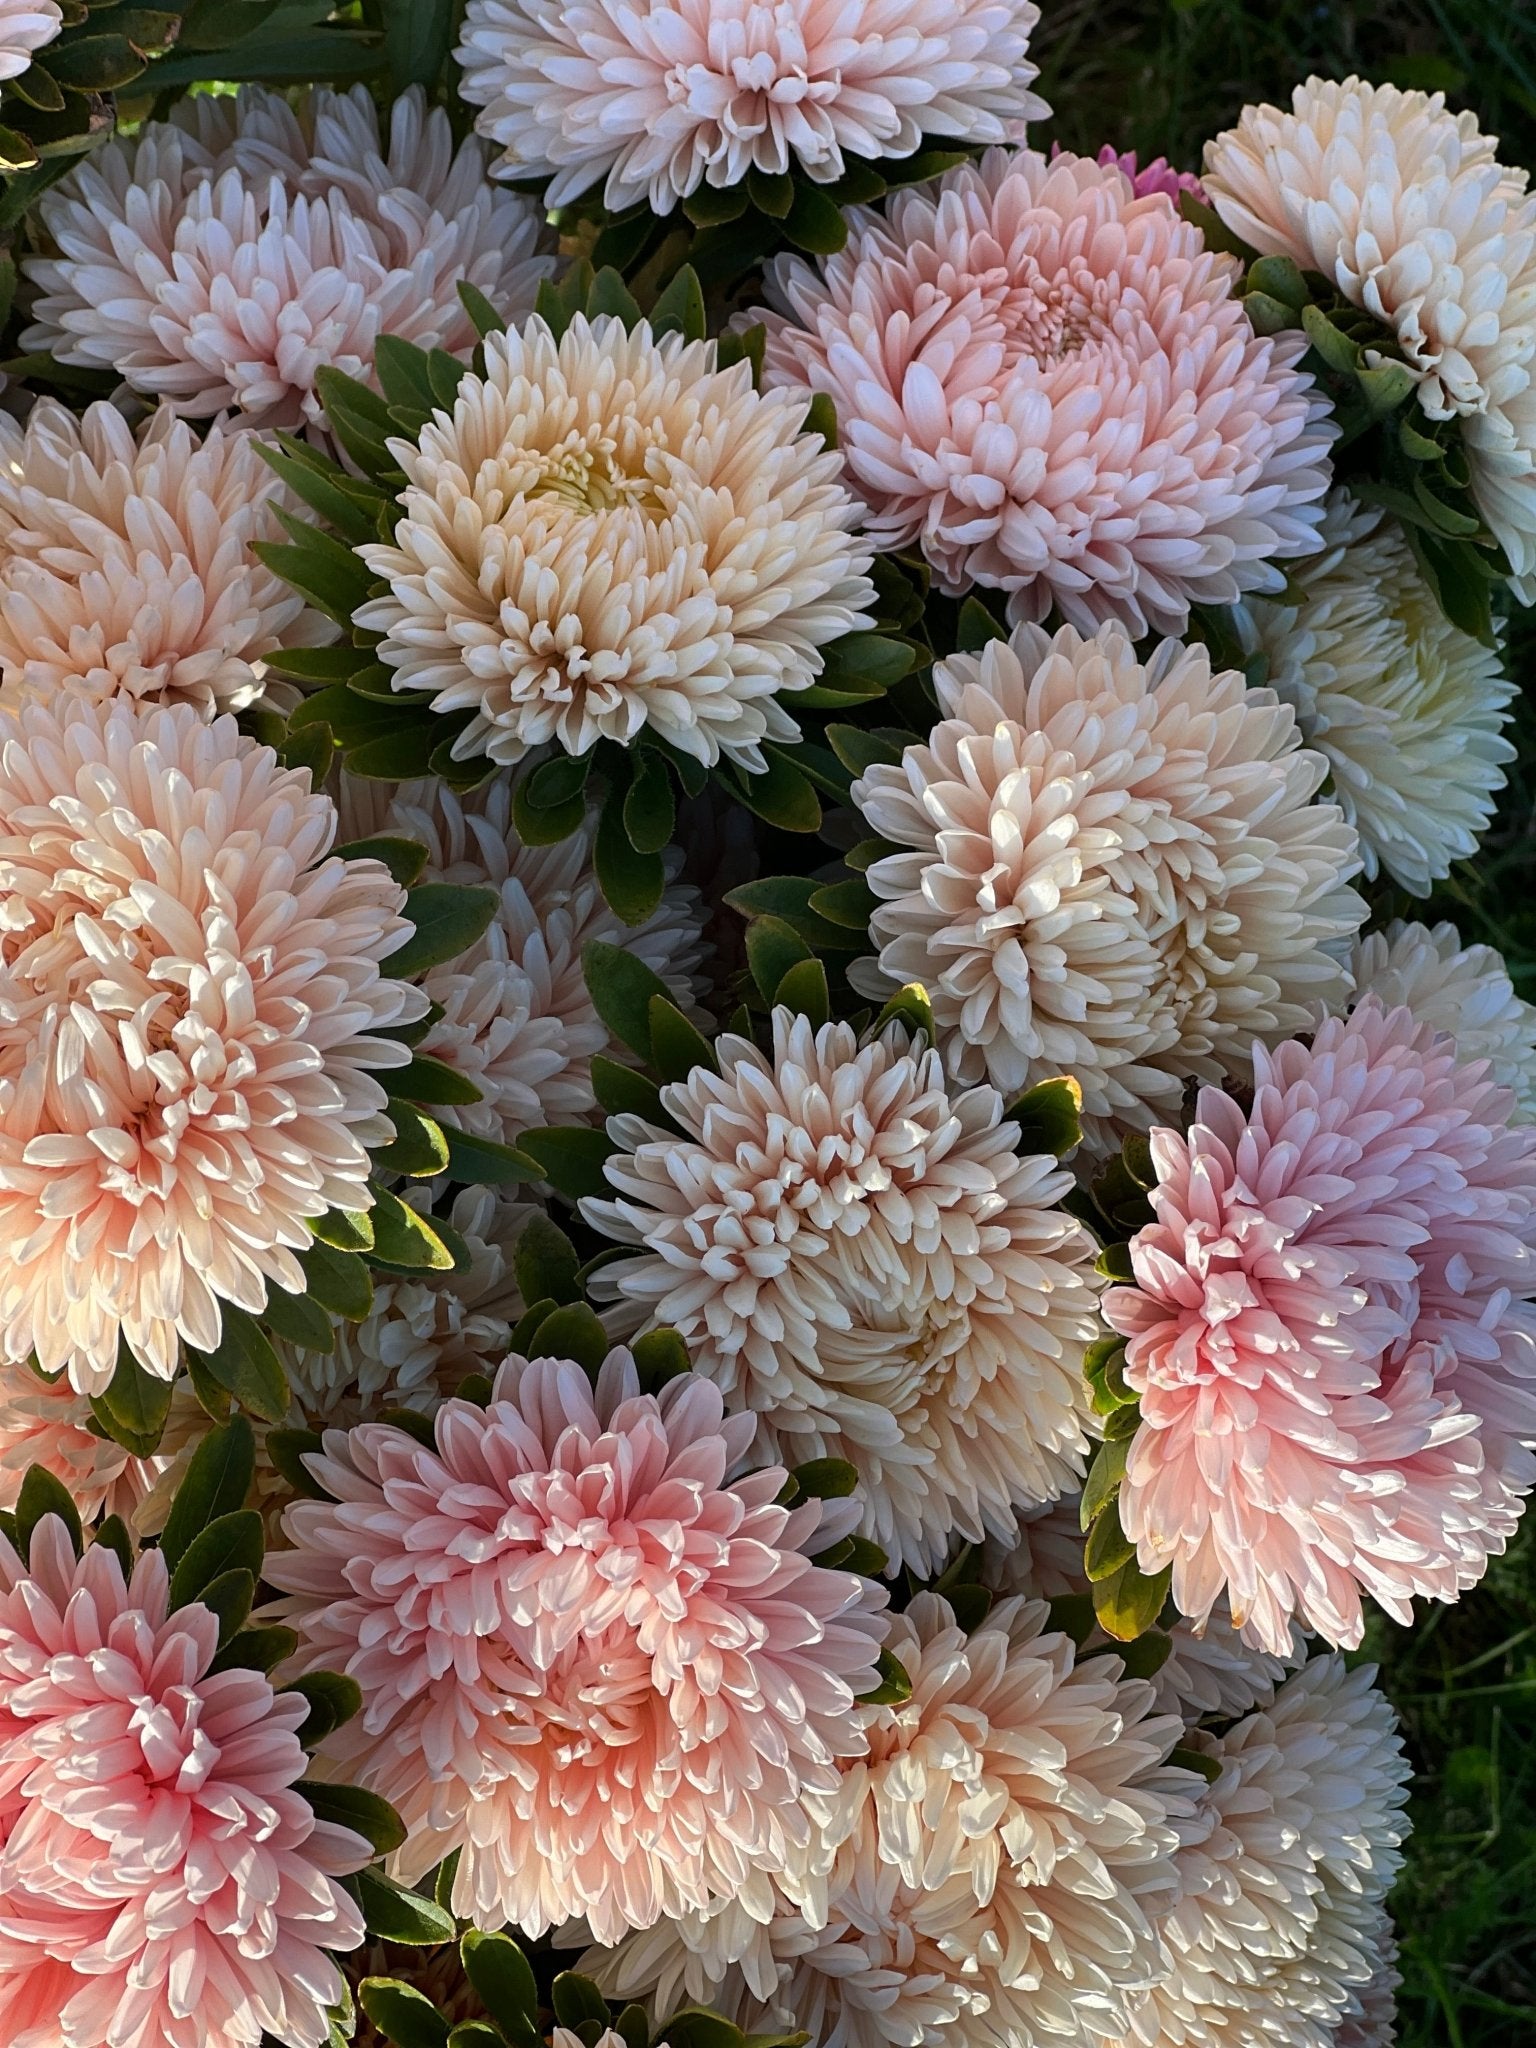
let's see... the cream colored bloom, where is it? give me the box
[456,0,1048,213]
[340,775,706,1144]
[355,315,875,773]
[1203,77,1536,600]
[585,1010,1103,1573]
[0,400,333,717]
[0,699,424,1391]
[1351,918,1536,1119]
[851,620,1363,1148]
[22,85,553,432]
[1241,491,1513,891]
[0,0,59,80]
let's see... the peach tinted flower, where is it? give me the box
[354,316,875,774]
[456,0,1048,212]
[757,147,1335,635]
[0,1516,370,2048]
[22,85,552,432]
[1105,1000,1536,1652]
[0,400,333,717]
[1351,919,1536,1120]
[264,1350,886,1944]
[585,1010,1103,1573]
[0,697,424,1392]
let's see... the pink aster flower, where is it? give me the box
[0,1516,369,2048]
[1104,999,1536,1653]
[0,1357,158,1521]
[264,1349,887,1944]
[756,146,1335,636]
[1053,142,1206,204]
[0,695,425,1392]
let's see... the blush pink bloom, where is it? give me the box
[1053,142,1205,203]
[1105,999,1536,1654]
[756,146,1335,636]
[264,1349,887,1944]
[0,1357,158,1521]
[0,1516,369,2048]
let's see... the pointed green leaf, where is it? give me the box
[16,1464,82,1564]
[389,884,498,978]
[89,1339,174,1457]
[167,1510,263,1614]
[188,1305,290,1424]
[304,1783,408,1857]
[357,1978,450,2048]
[160,1417,256,1571]
[261,1284,338,1354]
[367,1187,457,1272]
[582,940,671,1061]
[299,1240,375,1320]
[461,1927,542,2042]
[513,1213,583,1309]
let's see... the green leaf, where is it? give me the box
[266,1427,328,1499]
[261,1283,338,1354]
[390,885,499,978]
[299,1240,375,1320]
[582,939,672,1061]
[746,915,813,1006]
[1246,253,1309,309]
[595,785,666,924]
[188,1306,290,1424]
[211,1624,299,1676]
[956,595,1008,651]
[623,750,677,854]
[587,266,642,324]
[802,391,838,449]
[512,766,587,847]
[870,982,935,1045]
[94,1515,133,1579]
[1116,1629,1174,1680]
[728,747,822,833]
[1092,1559,1173,1642]
[747,167,795,217]
[1005,1075,1083,1160]
[345,723,445,780]
[461,1927,542,2045]
[331,834,429,887]
[1169,1744,1223,1784]
[302,1782,408,1856]
[373,333,439,415]
[380,0,455,87]
[258,440,382,543]
[683,180,750,226]
[16,1464,82,1564]
[316,366,400,477]
[1357,359,1418,417]
[46,32,149,88]
[521,1301,610,1373]
[192,1568,256,1646]
[551,1973,613,2034]
[826,724,903,776]
[279,721,335,784]
[858,1648,913,1706]
[523,752,592,811]
[648,996,715,1082]
[1079,1438,1131,1532]
[449,2027,507,2048]
[389,1054,484,1107]
[160,1418,257,1572]
[89,1339,175,1457]
[725,875,859,951]
[784,182,849,254]
[357,1865,457,1944]
[458,279,507,339]
[774,956,829,1025]
[439,1123,541,1189]
[513,1213,583,1309]
[357,1978,451,2048]
[168,1510,263,1614]
[516,1127,619,1202]
[807,878,875,930]
[367,1187,457,1272]
[791,1457,859,1500]
[1300,301,1362,372]
[649,263,707,342]
[590,1054,668,1123]
[662,2016,750,2048]
[631,1326,692,1393]
[373,1101,451,1178]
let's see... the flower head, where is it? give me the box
[354,315,875,773]
[0,1358,149,1521]
[1240,490,1514,892]
[851,620,1363,1146]
[264,1349,887,1944]
[339,774,706,1144]
[0,1517,370,2048]
[455,0,1048,212]
[585,1009,1102,1573]
[582,1592,1186,2048]
[1351,919,1536,1120]
[0,400,333,717]
[0,0,58,81]
[757,147,1335,635]
[1056,143,1205,203]
[0,696,424,1392]
[1122,1655,1409,2048]
[1105,999,1536,1652]
[22,84,553,432]
[1202,77,1536,601]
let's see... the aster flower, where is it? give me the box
[1240,490,1514,892]
[0,399,333,717]
[584,1009,1103,1574]
[1332,1918,1401,2048]
[0,0,58,81]
[1121,1656,1409,2048]
[850,620,1363,1147]
[455,0,1049,213]
[0,1357,144,1521]
[1055,143,1206,203]
[1105,999,1536,1654]
[354,315,875,773]
[22,84,553,433]
[264,1349,886,1944]
[756,146,1335,635]
[1202,77,1536,600]
[1352,919,1536,1120]
[0,696,425,1393]
[0,1516,370,2048]
[583,1592,1186,2048]
[339,775,706,1144]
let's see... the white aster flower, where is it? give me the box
[339,774,706,1146]
[851,619,1364,1148]
[455,0,1048,213]
[584,1009,1103,1574]
[354,315,875,774]
[1121,1655,1411,2048]
[22,84,553,432]
[0,399,333,717]
[1240,490,1513,891]
[0,0,59,80]
[1203,77,1536,600]
[1350,918,1536,1119]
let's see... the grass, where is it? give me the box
[1039,7,1536,2039]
